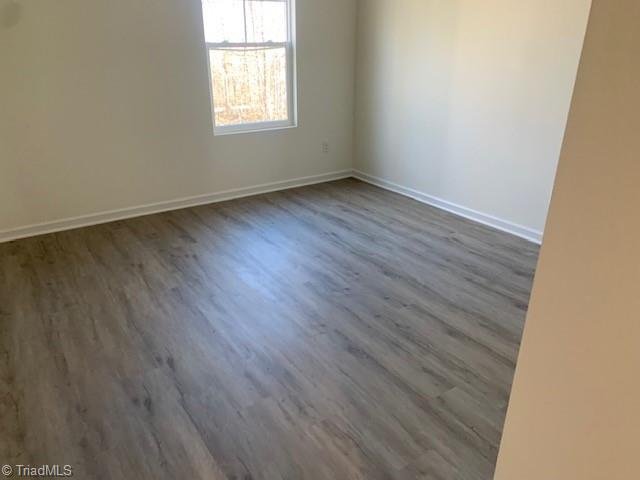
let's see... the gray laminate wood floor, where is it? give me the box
[0,179,539,480]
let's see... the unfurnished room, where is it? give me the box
[1,1,638,479]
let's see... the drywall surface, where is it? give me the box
[354,0,591,235]
[495,1,640,478]
[0,0,356,232]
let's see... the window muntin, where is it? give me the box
[202,0,296,134]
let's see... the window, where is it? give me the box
[201,0,297,135]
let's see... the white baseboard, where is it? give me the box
[352,170,543,244]
[0,170,352,243]
[0,169,543,245]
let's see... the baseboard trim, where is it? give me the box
[0,170,352,243]
[352,170,543,244]
[1,169,544,245]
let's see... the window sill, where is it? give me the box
[213,123,298,137]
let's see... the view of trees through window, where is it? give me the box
[202,0,292,129]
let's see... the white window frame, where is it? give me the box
[204,0,297,136]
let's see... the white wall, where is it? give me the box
[495,1,640,477]
[0,0,356,234]
[354,0,591,237]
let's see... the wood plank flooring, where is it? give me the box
[0,179,539,479]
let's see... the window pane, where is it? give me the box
[210,47,289,127]
[245,0,288,43]
[202,0,288,44]
[202,0,246,43]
